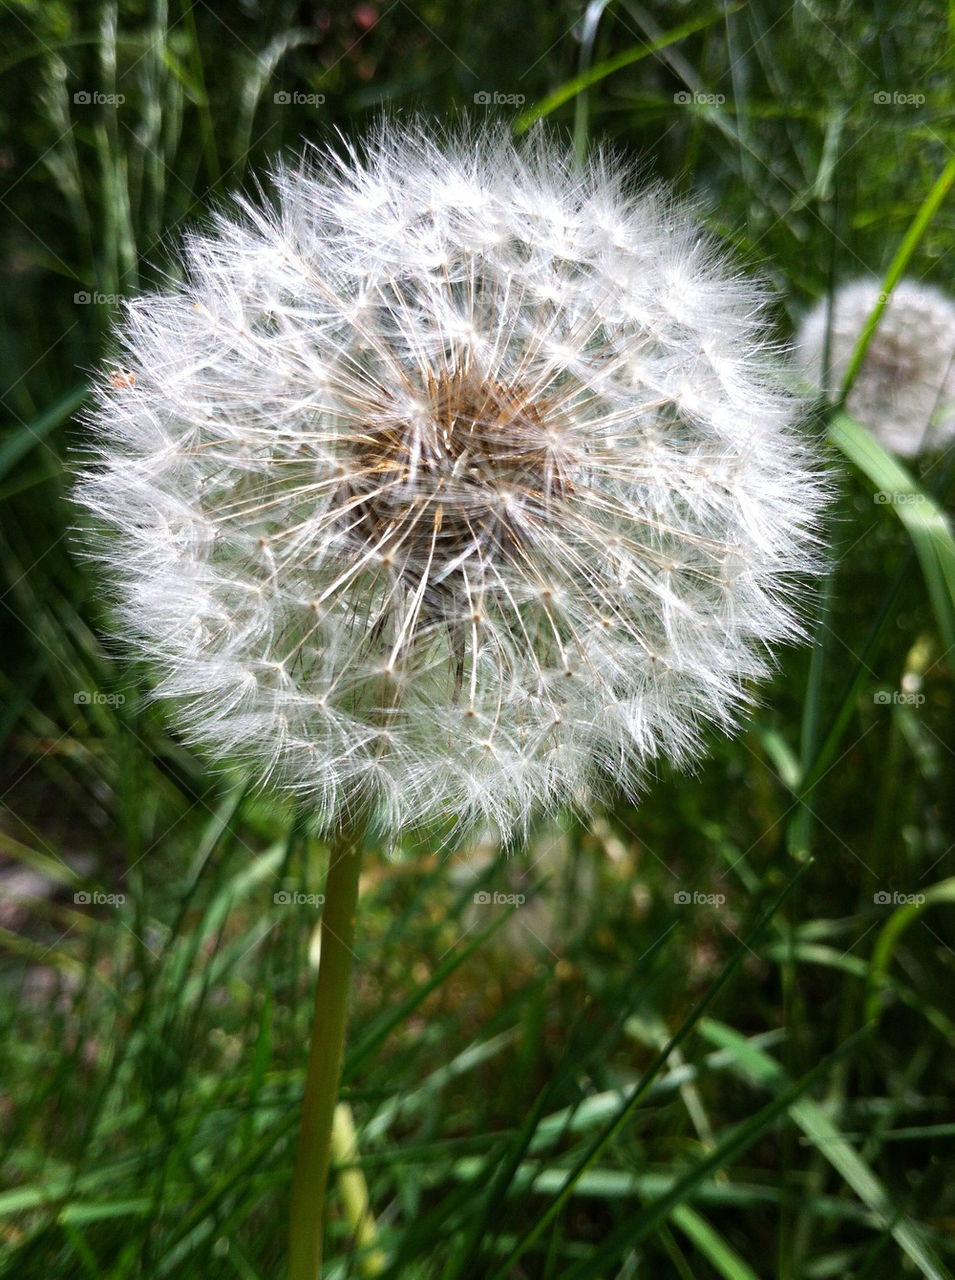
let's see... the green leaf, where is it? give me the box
[699,1019,949,1280]
[866,877,955,1023]
[840,153,955,399]
[0,385,88,481]
[828,411,955,653]
[562,1027,873,1280]
[485,863,810,1279]
[514,7,740,133]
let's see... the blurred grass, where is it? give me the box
[1,0,955,1276]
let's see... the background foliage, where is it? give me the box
[2,1,954,1276]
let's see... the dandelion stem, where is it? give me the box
[289,829,365,1280]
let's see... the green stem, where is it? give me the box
[289,830,364,1280]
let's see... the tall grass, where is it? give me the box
[1,1,954,1276]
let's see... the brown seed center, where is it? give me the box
[344,367,566,589]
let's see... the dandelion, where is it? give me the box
[794,277,955,457]
[76,120,825,1278]
[78,121,824,847]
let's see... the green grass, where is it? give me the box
[2,0,955,1276]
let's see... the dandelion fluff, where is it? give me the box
[77,121,825,843]
[794,276,955,456]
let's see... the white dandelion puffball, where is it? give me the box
[794,277,955,456]
[77,122,824,843]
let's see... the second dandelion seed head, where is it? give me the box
[794,277,955,456]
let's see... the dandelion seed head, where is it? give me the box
[794,276,955,456]
[77,121,825,844]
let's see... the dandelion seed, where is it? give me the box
[794,276,955,457]
[77,121,825,844]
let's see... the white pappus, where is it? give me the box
[76,120,826,845]
[794,276,955,457]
